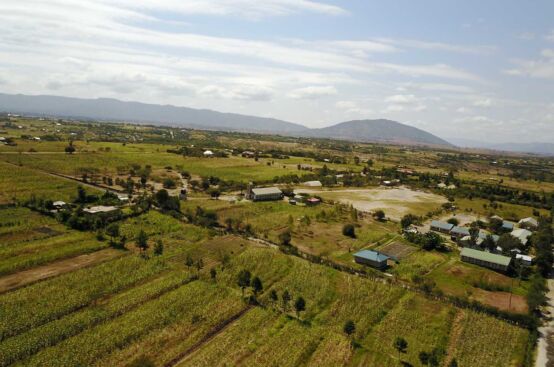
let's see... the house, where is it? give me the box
[52,201,67,209]
[203,150,214,157]
[518,217,538,230]
[430,220,454,234]
[248,187,283,201]
[354,250,390,270]
[303,180,322,187]
[515,254,534,266]
[460,247,511,272]
[306,197,321,206]
[83,206,119,214]
[117,194,129,202]
[490,215,503,222]
[510,228,533,246]
[451,226,470,239]
[241,151,255,158]
[502,221,515,231]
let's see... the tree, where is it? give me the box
[210,267,217,280]
[65,141,75,154]
[76,186,87,204]
[401,214,418,229]
[393,337,408,362]
[374,210,386,221]
[343,320,356,337]
[237,269,251,296]
[342,224,356,238]
[294,296,306,318]
[282,289,291,312]
[105,223,119,245]
[136,230,149,252]
[269,289,278,306]
[419,351,430,365]
[162,178,176,189]
[469,224,480,245]
[208,188,221,199]
[251,276,263,295]
[279,230,292,246]
[447,217,459,226]
[153,239,163,256]
[497,233,522,253]
[448,358,458,367]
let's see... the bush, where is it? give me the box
[342,224,356,238]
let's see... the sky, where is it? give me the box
[0,0,553,144]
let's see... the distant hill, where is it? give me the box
[0,93,451,146]
[0,93,308,134]
[448,137,554,156]
[306,119,452,146]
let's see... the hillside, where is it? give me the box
[307,119,452,146]
[0,93,451,146]
[0,93,308,134]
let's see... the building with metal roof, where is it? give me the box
[518,217,538,230]
[451,226,471,238]
[460,247,511,272]
[502,221,515,231]
[430,220,454,234]
[511,228,533,246]
[83,206,119,214]
[249,187,283,202]
[354,250,390,270]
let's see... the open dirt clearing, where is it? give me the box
[295,186,446,220]
[0,248,122,293]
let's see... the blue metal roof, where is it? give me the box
[451,226,470,236]
[354,250,390,262]
[431,220,454,231]
[502,221,515,230]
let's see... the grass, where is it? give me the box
[455,197,549,220]
[0,161,91,204]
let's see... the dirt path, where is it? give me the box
[536,277,554,367]
[0,248,123,293]
[444,310,466,366]
[165,306,253,367]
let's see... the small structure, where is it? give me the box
[248,187,283,202]
[83,206,119,214]
[451,226,470,239]
[511,228,533,246]
[460,247,511,272]
[518,217,538,230]
[241,151,255,158]
[430,220,454,234]
[306,197,321,206]
[501,220,515,231]
[516,254,534,266]
[354,250,390,270]
[303,180,322,187]
[52,200,67,209]
[117,194,129,202]
[203,150,214,157]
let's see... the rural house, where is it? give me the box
[353,250,390,270]
[510,228,533,246]
[247,186,283,201]
[460,247,511,272]
[83,206,119,214]
[518,217,538,230]
[450,226,471,239]
[501,220,515,231]
[430,220,454,234]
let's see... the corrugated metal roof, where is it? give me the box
[354,250,390,262]
[252,187,282,196]
[460,247,511,266]
[451,226,470,236]
[431,220,454,231]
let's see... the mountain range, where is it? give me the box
[1,93,450,146]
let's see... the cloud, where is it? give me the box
[198,84,273,101]
[547,31,554,42]
[385,94,417,104]
[518,32,535,41]
[97,0,348,19]
[335,101,357,109]
[504,49,554,79]
[288,85,337,99]
[473,98,493,107]
[375,37,495,54]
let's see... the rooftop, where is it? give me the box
[251,187,282,196]
[460,247,511,267]
[83,205,119,214]
[451,226,470,236]
[431,220,454,231]
[354,250,390,263]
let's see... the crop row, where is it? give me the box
[0,271,190,366]
[0,255,168,340]
[22,281,242,367]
